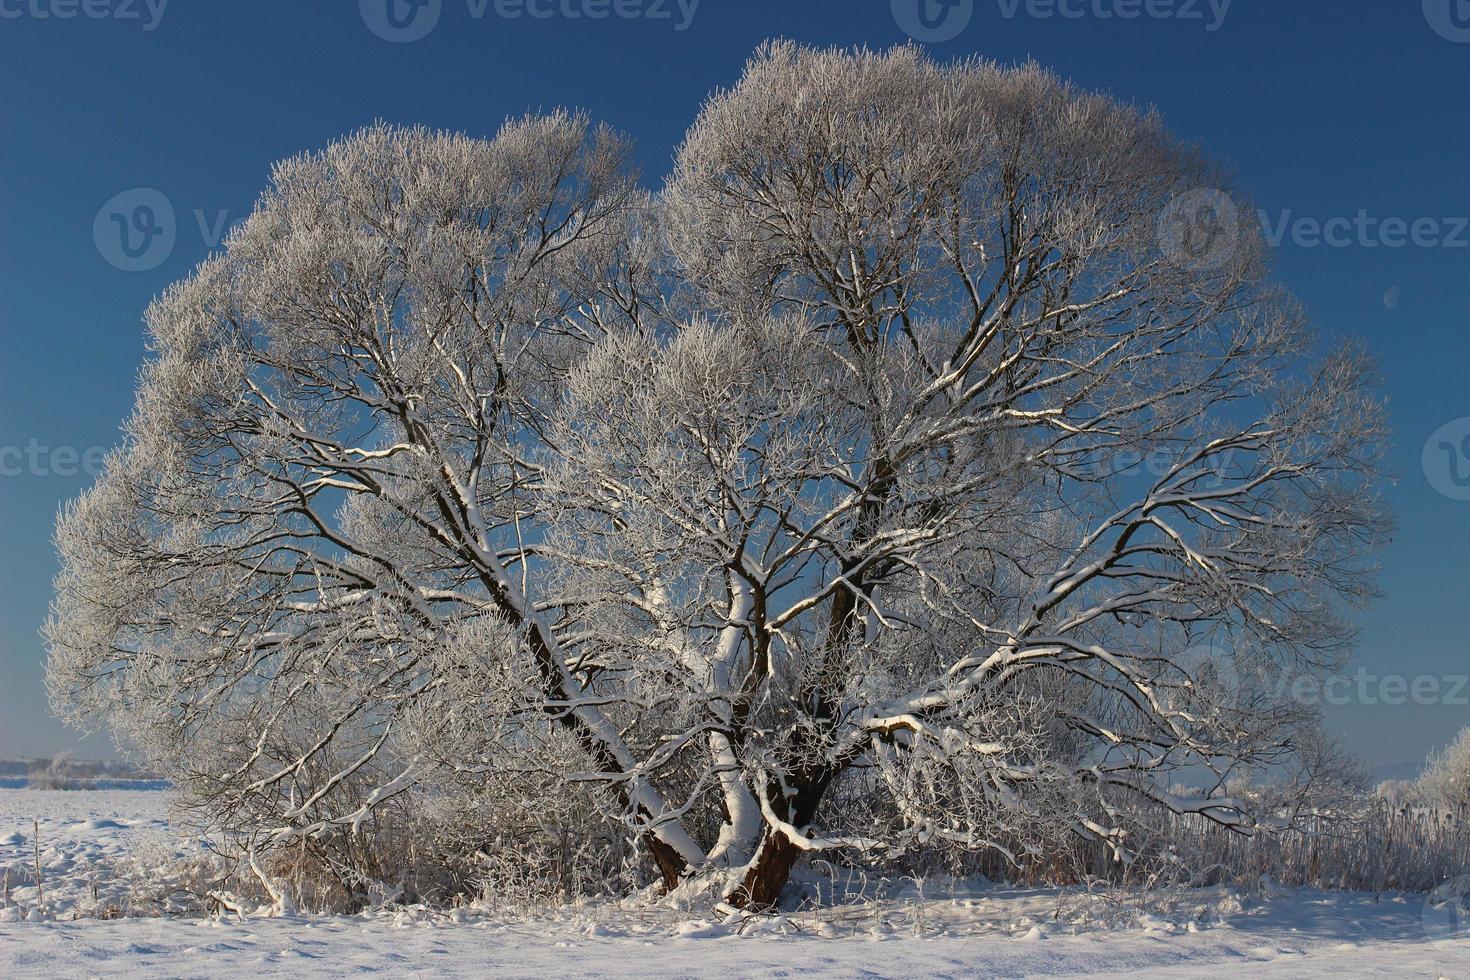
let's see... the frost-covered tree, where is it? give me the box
[1419,728,1470,808]
[48,43,1387,910]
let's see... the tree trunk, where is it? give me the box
[725,828,803,911]
[647,833,689,892]
[723,769,839,910]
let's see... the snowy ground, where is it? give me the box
[1,788,1467,978]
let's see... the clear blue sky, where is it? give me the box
[1,1,1465,779]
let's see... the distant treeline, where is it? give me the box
[0,754,166,789]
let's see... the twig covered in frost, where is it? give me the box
[32,819,44,916]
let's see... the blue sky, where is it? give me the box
[0,0,1465,778]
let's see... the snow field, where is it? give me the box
[1,788,1467,978]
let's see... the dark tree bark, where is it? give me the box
[726,829,804,910]
[647,834,690,891]
[724,768,841,910]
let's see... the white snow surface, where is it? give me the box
[1,788,1467,978]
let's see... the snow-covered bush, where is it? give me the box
[1418,728,1470,809]
[27,753,81,791]
[46,42,1387,910]
[1375,779,1420,805]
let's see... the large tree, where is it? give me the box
[48,43,1386,910]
